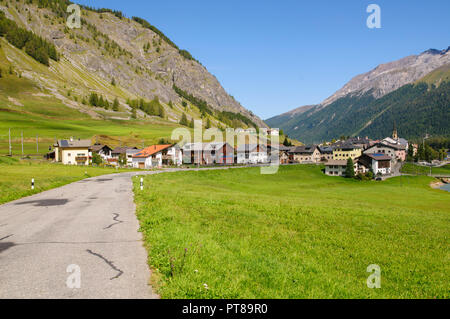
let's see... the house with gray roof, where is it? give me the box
[54,138,92,166]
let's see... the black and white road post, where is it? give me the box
[140,177,144,191]
[31,178,35,190]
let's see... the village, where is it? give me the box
[45,125,448,180]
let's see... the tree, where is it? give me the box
[92,153,103,165]
[111,77,116,86]
[189,118,195,128]
[407,144,414,162]
[182,101,187,108]
[113,98,120,111]
[283,136,292,147]
[118,153,127,166]
[158,105,165,118]
[131,107,137,119]
[179,113,188,126]
[345,158,355,178]
[206,118,211,129]
[89,93,99,106]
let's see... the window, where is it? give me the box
[68,153,71,157]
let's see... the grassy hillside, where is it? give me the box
[0,0,264,134]
[133,165,449,299]
[0,37,184,155]
[0,156,134,204]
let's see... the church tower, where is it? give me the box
[392,121,398,140]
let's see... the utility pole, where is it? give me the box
[21,131,24,157]
[8,128,12,156]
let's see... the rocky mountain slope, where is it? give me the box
[267,47,450,143]
[0,0,265,128]
[322,47,450,106]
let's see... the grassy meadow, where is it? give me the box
[401,163,450,176]
[0,157,134,204]
[133,165,449,299]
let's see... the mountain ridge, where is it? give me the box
[267,46,450,142]
[0,0,266,129]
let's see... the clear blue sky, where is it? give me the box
[76,0,450,119]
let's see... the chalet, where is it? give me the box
[332,144,362,161]
[289,145,321,163]
[54,138,91,166]
[126,149,142,167]
[324,160,349,177]
[344,137,373,150]
[132,145,182,169]
[90,144,113,161]
[182,142,234,165]
[364,142,405,162]
[358,153,392,175]
[236,144,268,164]
[110,146,138,166]
[278,145,294,164]
[319,146,334,162]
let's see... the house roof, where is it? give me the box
[112,146,137,155]
[183,142,230,151]
[367,142,405,151]
[333,142,362,150]
[133,145,172,158]
[90,144,112,152]
[126,149,142,155]
[364,153,392,161]
[319,146,334,154]
[289,145,318,154]
[57,139,91,148]
[277,145,294,152]
[325,160,348,166]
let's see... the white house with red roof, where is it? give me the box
[132,145,182,169]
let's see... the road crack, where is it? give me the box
[86,249,124,280]
[0,234,13,241]
[104,213,124,230]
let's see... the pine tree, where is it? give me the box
[283,137,292,147]
[180,113,188,126]
[158,105,165,119]
[345,158,355,178]
[113,98,119,111]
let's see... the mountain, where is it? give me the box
[0,0,265,134]
[267,47,450,143]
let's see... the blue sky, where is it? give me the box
[75,0,450,119]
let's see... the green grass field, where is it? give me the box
[133,165,449,299]
[401,163,450,176]
[0,157,134,204]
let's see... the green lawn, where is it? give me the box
[0,157,134,204]
[133,165,450,299]
[401,163,450,176]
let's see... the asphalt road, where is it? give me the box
[0,166,248,299]
[0,171,160,299]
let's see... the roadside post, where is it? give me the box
[140,177,144,191]
[31,178,35,190]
